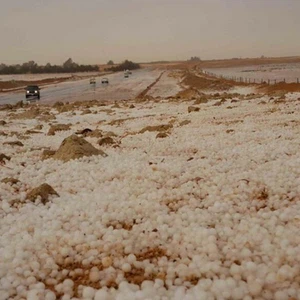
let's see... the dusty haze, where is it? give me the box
[1,0,300,65]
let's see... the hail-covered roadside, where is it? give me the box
[0,93,300,300]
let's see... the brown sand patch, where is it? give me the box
[52,135,107,162]
[26,183,59,204]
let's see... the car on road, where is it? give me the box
[101,78,109,84]
[90,78,96,84]
[25,85,40,100]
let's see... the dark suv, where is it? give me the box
[25,85,40,100]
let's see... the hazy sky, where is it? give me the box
[1,0,300,65]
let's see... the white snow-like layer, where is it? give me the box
[0,95,300,299]
[147,71,183,98]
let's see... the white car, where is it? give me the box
[90,78,96,84]
[101,78,109,84]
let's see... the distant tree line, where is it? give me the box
[188,56,201,62]
[0,58,99,74]
[106,60,140,72]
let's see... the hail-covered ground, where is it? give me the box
[0,89,300,300]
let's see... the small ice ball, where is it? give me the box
[82,286,96,299]
[127,254,136,264]
[44,291,56,300]
[94,289,111,300]
[122,263,132,273]
[248,280,262,296]
[89,268,100,282]
[102,257,113,268]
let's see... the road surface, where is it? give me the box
[0,69,163,105]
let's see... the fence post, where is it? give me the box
[297,78,299,84]
[268,79,270,85]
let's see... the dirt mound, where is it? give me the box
[179,120,191,126]
[53,135,107,162]
[53,101,64,108]
[188,106,200,113]
[98,137,115,146]
[12,108,40,120]
[139,124,173,134]
[0,153,11,164]
[42,150,56,160]
[0,120,7,126]
[75,128,93,136]
[182,72,234,91]
[176,87,201,99]
[34,124,43,130]
[48,124,71,136]
[156,132,168,138]
[81,109,92,115]
[3,141,24,147]
[1,178,20,185]
[26,183,59,204]
[194,96,209,104]
[258,82,300,94]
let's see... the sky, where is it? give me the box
[1,0,300,65]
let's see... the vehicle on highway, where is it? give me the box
[101,78,109,84]
[25,85,40,100]
[90,78,96,84]
[124,71,130,78]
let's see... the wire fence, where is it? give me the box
[203,70,300,85]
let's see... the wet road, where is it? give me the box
[0,69,161,105]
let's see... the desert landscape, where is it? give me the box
[1,61,300,299]
[2,0,300,298]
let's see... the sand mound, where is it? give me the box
[188,106,200,113]
[139,124,173,134]
[3,141,24,147]
[26,183,59,204]
[53,135,107,162]
[0,153,11,163]
[48,124,71,136]
[156,132,169,138]
[12,108,40,120]
[1,178,20,185]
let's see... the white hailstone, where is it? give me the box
[94,289,111,300]
[30,261,40,271]
[89,268,101,282]
[60,247,69,257]
[230,264,241,276]
[245,262,257,272]
[45,291,57,300]
[63,279,74,288]
[122,263,132,273]
[274,290,289,300]
[27,276,37,285]
[26,289,40,300]
[247,280,262,296]
[127,254,136,264]
[0,291,9,300]
[277,265,293,280]
[102,257,113,268]
[231,287,245,300]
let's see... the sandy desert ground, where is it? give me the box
[0,65,300,299]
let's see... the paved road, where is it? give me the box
[0,69,161,105]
